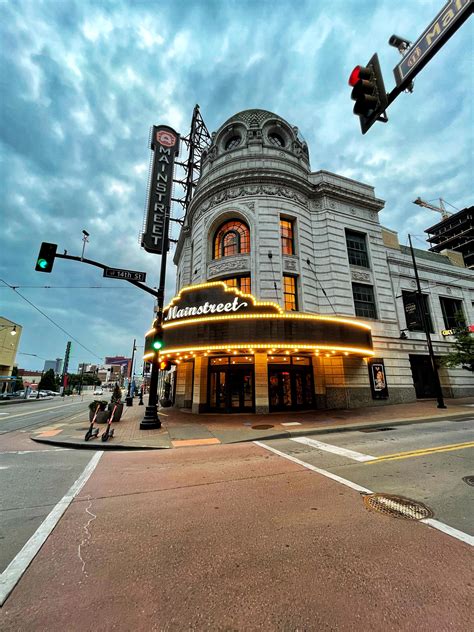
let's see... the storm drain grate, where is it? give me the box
[462,476,474,487]
[252,424,274,430]
[359,427,395,433]
[363,493,433,520]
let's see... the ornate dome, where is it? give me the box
[204,108,309,167]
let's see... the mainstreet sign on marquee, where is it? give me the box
[394,0,472,87]
[141,125,180,255]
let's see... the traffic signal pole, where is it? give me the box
[139,203,171,430]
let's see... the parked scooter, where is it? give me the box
[101,404,116,442]
[84,404,101,441]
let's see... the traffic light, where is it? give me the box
[348,53,388,134]
[144,320,164,358]
[35,242,58,273]
[159,359,173,371]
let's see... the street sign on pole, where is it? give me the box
[103,268,147,282]
[393,0,472,89]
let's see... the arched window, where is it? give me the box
[268,132,285,147]
[213,220,250,259]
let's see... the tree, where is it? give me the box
[39,369,57,391]
[11,366,23,392]
[440,316,474,372]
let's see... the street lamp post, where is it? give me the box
[126,339,137,407]
[408,234,446,409]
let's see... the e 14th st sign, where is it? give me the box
[394,0,472,87]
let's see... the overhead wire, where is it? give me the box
[0,278,103,361]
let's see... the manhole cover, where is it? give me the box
[363,494,433,520]
[251,424,274,430]
[462,476,474,486]
[359,427,395,433]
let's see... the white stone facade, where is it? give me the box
[172,109,473,411]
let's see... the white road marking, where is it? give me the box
[291,436,376,462]
[281,422,302,426]
[0,449,70,455]
[421,518,474,547]
[255,441,474,547]
[0,413,9,416]
[254,440,371,493]
[2,402,80,420]
[0,450,104,606]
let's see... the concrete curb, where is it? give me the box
[31,437,170,451]
[29,411,473,451]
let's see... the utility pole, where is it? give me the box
[408,234,446,409]
[126,339,137,406]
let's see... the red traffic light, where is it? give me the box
[348,66,361,86]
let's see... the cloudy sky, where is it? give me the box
[1,0,472,372]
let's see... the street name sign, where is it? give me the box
[103,267,147,282]
[394,0,472,88]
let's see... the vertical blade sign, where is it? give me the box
[142,126,180,254]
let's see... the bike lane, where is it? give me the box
[1,443,471,630]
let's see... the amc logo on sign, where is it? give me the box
[156,130,177,148]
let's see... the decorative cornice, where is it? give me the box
[311,182,385,213]
[207,256,250,278]
[351,269,371,283]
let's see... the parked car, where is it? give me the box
[93,388,104,395]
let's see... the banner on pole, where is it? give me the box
[141,126,180,255]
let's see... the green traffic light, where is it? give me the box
[37,258,49,269]
[152,340,163,350]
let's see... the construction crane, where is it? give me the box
[413,197,452,220]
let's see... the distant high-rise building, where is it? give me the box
[105,356,131,376]
[425,206,473,269]
[43,358,63,374]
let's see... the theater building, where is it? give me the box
[160,109,473,414]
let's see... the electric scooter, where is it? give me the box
[101,404,116,442]
[85,404,101,441]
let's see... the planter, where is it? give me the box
[108,402,124,422]
[160,398,172,408]
[89,400,107,421]
[96,410,109,424]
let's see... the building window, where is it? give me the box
[346,230,370,268]
[221,276,251,294]
[213,220,250,259]
[225,135,241,150]
[283,275,298,311]
[280,218,295,255]
[268,132,285,147]
[440,297,465,329]
[352,283,377,319]
[402,291,434,332]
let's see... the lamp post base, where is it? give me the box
[140,405,161,429]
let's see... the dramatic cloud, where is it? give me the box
[1,0,472,370]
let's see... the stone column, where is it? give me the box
[254,351,269,413]
[192,355,209,414]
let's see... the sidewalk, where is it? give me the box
[30,396,474,450]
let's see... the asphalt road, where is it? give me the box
[0,415,472,629]
[259,417,474,536]
[1,440,472,631]
[0,448,95,574]
[0,395,91,435]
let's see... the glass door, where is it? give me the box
[269,362,314,412]
[208,358,255,413]
[209,370,227,410]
